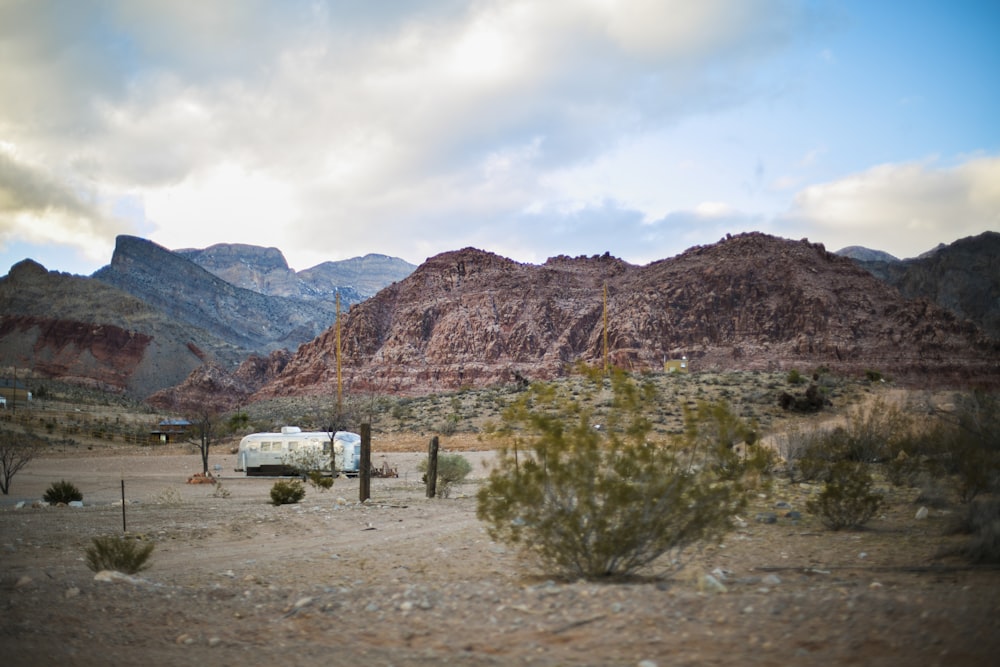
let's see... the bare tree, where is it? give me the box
[0,428,39,495]
[189,409,219,475]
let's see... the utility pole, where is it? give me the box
[336,291,342,417]
[603,283,609,375]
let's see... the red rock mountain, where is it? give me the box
[258,233,1000,398]
[145,350,290,414]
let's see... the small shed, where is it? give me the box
[664,356,689,374]
[150,418,192,444]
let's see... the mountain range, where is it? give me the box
[1,231,997,411]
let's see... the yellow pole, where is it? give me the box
[336,292,342,416]
[603,282,609,375]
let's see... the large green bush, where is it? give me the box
[476,368,750,579]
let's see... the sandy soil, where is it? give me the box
[2,444,999,667]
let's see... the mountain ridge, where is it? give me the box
[258,233,999,399]
[3,232,998,407]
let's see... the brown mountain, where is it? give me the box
[175,243,412,304]
[257,233,1000,399]
[850,231,1000,340]
[0,259,246,396]
[93,236,339,353]
[145,349,291,414]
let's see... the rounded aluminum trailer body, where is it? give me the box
[235,427,361,476]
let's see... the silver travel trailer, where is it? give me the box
[235,427,362,477]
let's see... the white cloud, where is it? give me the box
[2,0,993,276]
[0,149,128,264]
[782,156,1000,257]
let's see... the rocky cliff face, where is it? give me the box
[177,243,414,302]
[852,232,1000,340]
[258,233,1000,398]
[297,254,417,300]
[0,259,240,396]
[94,236,339,353]
[146,349,290,413]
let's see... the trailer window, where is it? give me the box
[261,442,272,452]
[322,440,331,454]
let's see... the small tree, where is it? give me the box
[189,408,219,475]
[0,428,38,495]
[477,368,748,579]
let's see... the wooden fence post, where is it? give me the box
[359,423,371,502]
[426,435,439,498]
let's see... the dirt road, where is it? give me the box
[2,449,999,666]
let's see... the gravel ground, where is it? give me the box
[2,449,999,666]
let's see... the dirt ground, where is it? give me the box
[2,439,999,667]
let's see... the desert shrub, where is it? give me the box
[270,479,305,505]
[437,414,460,436]
[477,368,748,579]
[148,487,182,506]
[786,427,850,482]
[951,443,999,503]
[418,453,472,498]
[806,461,883,530]
[85,535,154,574]
[774,426,819,482]
[943,497,1000,563]
[840,396,912,463]
[44,479,83,504]
[933,391,1000,503]
[680,399,772,490]
[787,397,914,483]
[786,369,806,385]
[306,469,334,491]
[283,447,331,483]
[885,449,925,488]
[778,384,825,413]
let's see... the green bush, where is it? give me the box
[680,399,771,488]
[85,535,154,574]
[270,479,305,505]
[477,368,748,579]
[44,479,83,504]
[806,461,883,530]
[306,469,334,491]
[783,397,914,483]
[418,453,472,498]
[778,384,825,413]
[786,369,806,385]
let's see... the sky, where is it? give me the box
[1,0,998,276]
